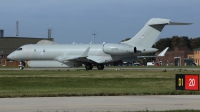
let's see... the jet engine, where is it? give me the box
[103,44,137,55]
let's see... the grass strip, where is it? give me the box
[0,70,200,97]
[0,77,200,97]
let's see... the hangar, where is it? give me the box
[0,37,54,66]
[155,47,198,66]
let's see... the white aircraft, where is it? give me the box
[7,18,191,70]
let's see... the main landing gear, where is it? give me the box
[97,64,104,70]
[85,63,104,70]
[85,63,93,70]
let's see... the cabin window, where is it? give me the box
[17,48,22,51]
[43,49,45,52]
[34,49,36,52]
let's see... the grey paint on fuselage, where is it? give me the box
[10,44,153,63]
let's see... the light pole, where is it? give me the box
[92,32,96,44]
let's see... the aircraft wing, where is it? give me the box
[157,47,169,56]
[137,47,169,58]
[68,56,94,63]
[54,47,95,63]
[67,47,95,62]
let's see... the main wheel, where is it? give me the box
[97,64,104,70]
[85,63,93,70]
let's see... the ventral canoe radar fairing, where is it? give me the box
[7,18,192,70]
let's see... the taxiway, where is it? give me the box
[0,95,200,112]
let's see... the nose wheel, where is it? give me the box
[19,61,25,70]
[19,66,24,70]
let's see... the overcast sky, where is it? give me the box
[0,0,199,44]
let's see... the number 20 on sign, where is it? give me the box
[185,75,199,91]
[176,74,200,91]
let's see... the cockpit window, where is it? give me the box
[17,48,22,51]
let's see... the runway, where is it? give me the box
[0,67,200,71]
[1,95,200,112]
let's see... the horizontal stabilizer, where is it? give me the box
[148,18,192,25]
[148,18,171,25]
[169,22,192,25]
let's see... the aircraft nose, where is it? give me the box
[7,52,14,60]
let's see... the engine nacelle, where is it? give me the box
[103,44,137,55]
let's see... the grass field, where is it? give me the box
[0,69,200,97]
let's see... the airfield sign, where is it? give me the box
[176,74,200,91]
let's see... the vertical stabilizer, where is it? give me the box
[120,18,191,48]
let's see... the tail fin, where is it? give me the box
[120,18,192,48]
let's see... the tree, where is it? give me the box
[154,38,172,51]
[190,37,200,49]
[171,36,180,48]
[178,36,191,49]
[171,36,191,50]
[121,35,200,51]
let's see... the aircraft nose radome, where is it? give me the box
[7,53,14,60]
[7,54,11,60]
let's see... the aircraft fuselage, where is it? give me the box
[8,43,156,63]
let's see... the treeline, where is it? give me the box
[154,36,200,51]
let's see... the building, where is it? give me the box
[193,48,200,65]
[0,37,54,66]
[155,47,193,66]
[0,29,4,37]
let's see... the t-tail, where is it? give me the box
[120,18,192,48]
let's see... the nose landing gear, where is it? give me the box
[19,61,25,70]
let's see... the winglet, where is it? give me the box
[158,47,169,56]
[137,47,169,58]
[80,47,90,57]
